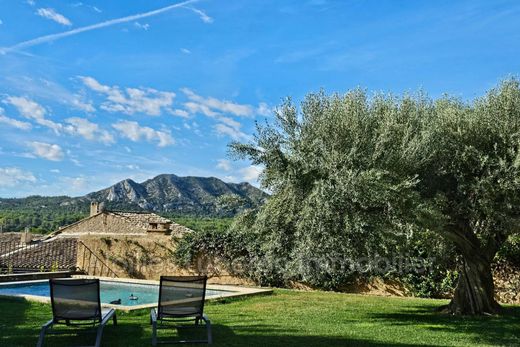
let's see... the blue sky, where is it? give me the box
[0,0,519,197]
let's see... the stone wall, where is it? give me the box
[58,213,146,236]
[493,262,520,305]
[78,234,253,285]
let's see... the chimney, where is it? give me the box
[90,201,99,216]
[20,227,32,245]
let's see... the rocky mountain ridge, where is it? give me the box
[0,174,268,228]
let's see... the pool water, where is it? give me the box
[0,280,229,306]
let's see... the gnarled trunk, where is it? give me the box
[447,255,501,315]
[443,225,502,315]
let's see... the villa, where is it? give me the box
[51,202,193,238]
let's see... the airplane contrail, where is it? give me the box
[0,0,199,54]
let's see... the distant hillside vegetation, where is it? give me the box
[0,174,268,233]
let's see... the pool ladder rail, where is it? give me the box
[77,241,119,278]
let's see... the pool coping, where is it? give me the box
[0,276,273,311]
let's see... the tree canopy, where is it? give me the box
[229,79,520,315]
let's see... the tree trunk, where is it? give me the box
[446,255,501,315]
[442,225,502,315]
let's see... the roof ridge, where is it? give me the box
[107,210,158,214]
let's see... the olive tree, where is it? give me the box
[230,80,520,315]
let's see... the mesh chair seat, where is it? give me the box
[51,278,101,322]
[151,276,212,345]
[54,307,114,323]
[160,305,202,318]
[37,278,117,347]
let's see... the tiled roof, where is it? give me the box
[109,211,171,229]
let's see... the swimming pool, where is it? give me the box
[0,278,248,310]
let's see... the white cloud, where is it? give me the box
[0,114,32,130]
[240,165,262,181]
[50,169,60,173]
[1,0,198,54]
[0,167,36,187]
[218,116,242,129]
[177,89,262,140]
[216,159,231,171]
[71,3,102,13]
[70,96,95,112]
[134,22,150,30]
[186,7,213,23]
[70,158,82,167]
[0,107,32,130]
[29,142,64,161]
[184,101,218,117]
[214,123,249,141]
[5,96,45,118]
[36,8,72,26]
[60,176,88,193]
[180,48,191,54]
[171,109,190,118]
[4,95,112,143]
[65,117,114,144]
[257,102,271,116]
[4,77,95,113]
[181,88,254,117]
[38,78,95,112]
[4,96,62,133]
[212,115,250,141]
[79,76,110,93]
[79,76,175,116]
[26,0,35,6]
[112,120,174,147]
[223,175,238,182]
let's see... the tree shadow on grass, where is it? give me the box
[367,304,520,347]
[4,296,515,347]
[0,297,39,346]
[2,318,148,347]
[153,323,442,347]
[0,297,147,347]
[0,296,32,325]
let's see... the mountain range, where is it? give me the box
[0,174,268,232]
[86,174,268,214]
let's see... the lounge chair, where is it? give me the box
[36,278,117,347]
[150,275,212,345]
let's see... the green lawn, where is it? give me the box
[1,290,519,347]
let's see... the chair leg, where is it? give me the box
[95,309,115,347]
[113,312,117,326]
[94,324,105,347]
[36,320,53,347]
[202,315,212,345]
[151,309,158,346]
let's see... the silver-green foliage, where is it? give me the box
[227,80,520,294]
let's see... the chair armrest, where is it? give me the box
[201,314,211,324]
[100,308,115,326]
[150,308,157,323]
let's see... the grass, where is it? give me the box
[1,289,519,347]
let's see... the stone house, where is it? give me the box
[52,202,192,237]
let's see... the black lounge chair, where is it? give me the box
[151,275,212,345]
[36,278,117,347]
